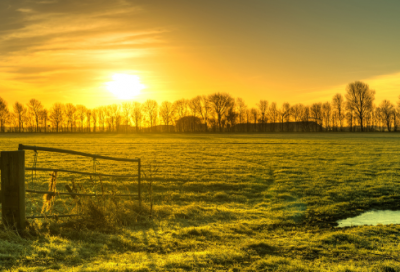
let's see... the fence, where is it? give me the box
[0,144,141,230]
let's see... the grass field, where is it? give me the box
[1,133,400,271]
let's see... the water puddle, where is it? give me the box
[337,210,400,227]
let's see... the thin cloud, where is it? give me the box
[0,0,168,107]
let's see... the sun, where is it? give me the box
[106,73,146,99]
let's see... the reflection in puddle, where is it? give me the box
[337,210,400,227]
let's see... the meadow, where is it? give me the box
[1,133,400,271]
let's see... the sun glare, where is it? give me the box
[106,73,146,99]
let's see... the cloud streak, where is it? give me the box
[0,0,168,107]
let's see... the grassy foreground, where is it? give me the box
[1,133,400,271]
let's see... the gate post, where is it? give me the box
[1,151,25,230]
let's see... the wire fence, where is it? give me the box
[1,144,142,229]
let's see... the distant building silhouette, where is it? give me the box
[232,121,322,132]
[175,116,206,132]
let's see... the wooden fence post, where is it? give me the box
[1,151,25,230]
[138,159,141,208]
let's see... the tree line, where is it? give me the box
[0,81,398,133]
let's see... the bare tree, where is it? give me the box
[27,98,43,132]
[300,105,310,131]
[250,108,258,132]
[49,103,64,133]
[40,109,48,132]
[109,104,120,132]
[257,100,268,132]
[0,97,9,133]
[291,104,302,132]
[173,99,189,121]
[208,92,234,132]
[279,102,290,132]
[160,101,175,131]
[291,104,302,122]
[379,100,394,132]
[393,108,399,132]
[269,102,278,132]
[188,97,198,117]
[64,103,76,132]
[121,102,131,132]
[92,108,98,133]
[13,102,25,132]
[131,102,143,133]
[188,97,201,132]
[322,102,332,131]
[332,93,345,131]
[143,100,158,130]
[98,106,106,132]
[245,108,251,132]
[199,96,211,132]
[226,106,238,131]
[236,98,247,127]
[86,109,91,132]
[105,106,113,132]
[345,109,354,132]
[9,112,18,132]
[188,96,202,131]
[345,81,375,132]
[76,105,87,132]
[26,111,35,132]
[311,103,322,131]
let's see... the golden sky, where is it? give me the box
[1,0,400,108]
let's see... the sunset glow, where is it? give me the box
[106,74,145,100]
[1,1,400,107]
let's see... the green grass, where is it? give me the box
[1,133,400,271]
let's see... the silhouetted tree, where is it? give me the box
[131,102,143,133]
[109,104,120,132]
[226,106,238,131]
[188,97,200,132]
[208,92,234,132]
[322,102,331,131]
[76,105,87,132]
[269,102,278,132]
[250,108,258,132]
[86,109,91,132]
[291,104,302,132]
[160,101,175,131]
[13,102,25,132]
[332,93,345,131]
[98,106,106,132]
[92,108,98,133]
[28,99,43,132]
[300,105,310,131]
[245,108,251,132]
[279,102,290,132]
[379,100,394,132]
[393,108,399,132]
[345,110,354,132]
[65,103,76,132]
[0,97,9,133]
[121,102,131,132]
[257,100,268,132]
[49,103,64,132]
[311,103,322,131]
[143,100,158,130]
[198,96,211,132]
[236,98,247,128]
[345,81,375,132]
[40,109,48,132]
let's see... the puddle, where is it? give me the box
[337,210,400,227]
